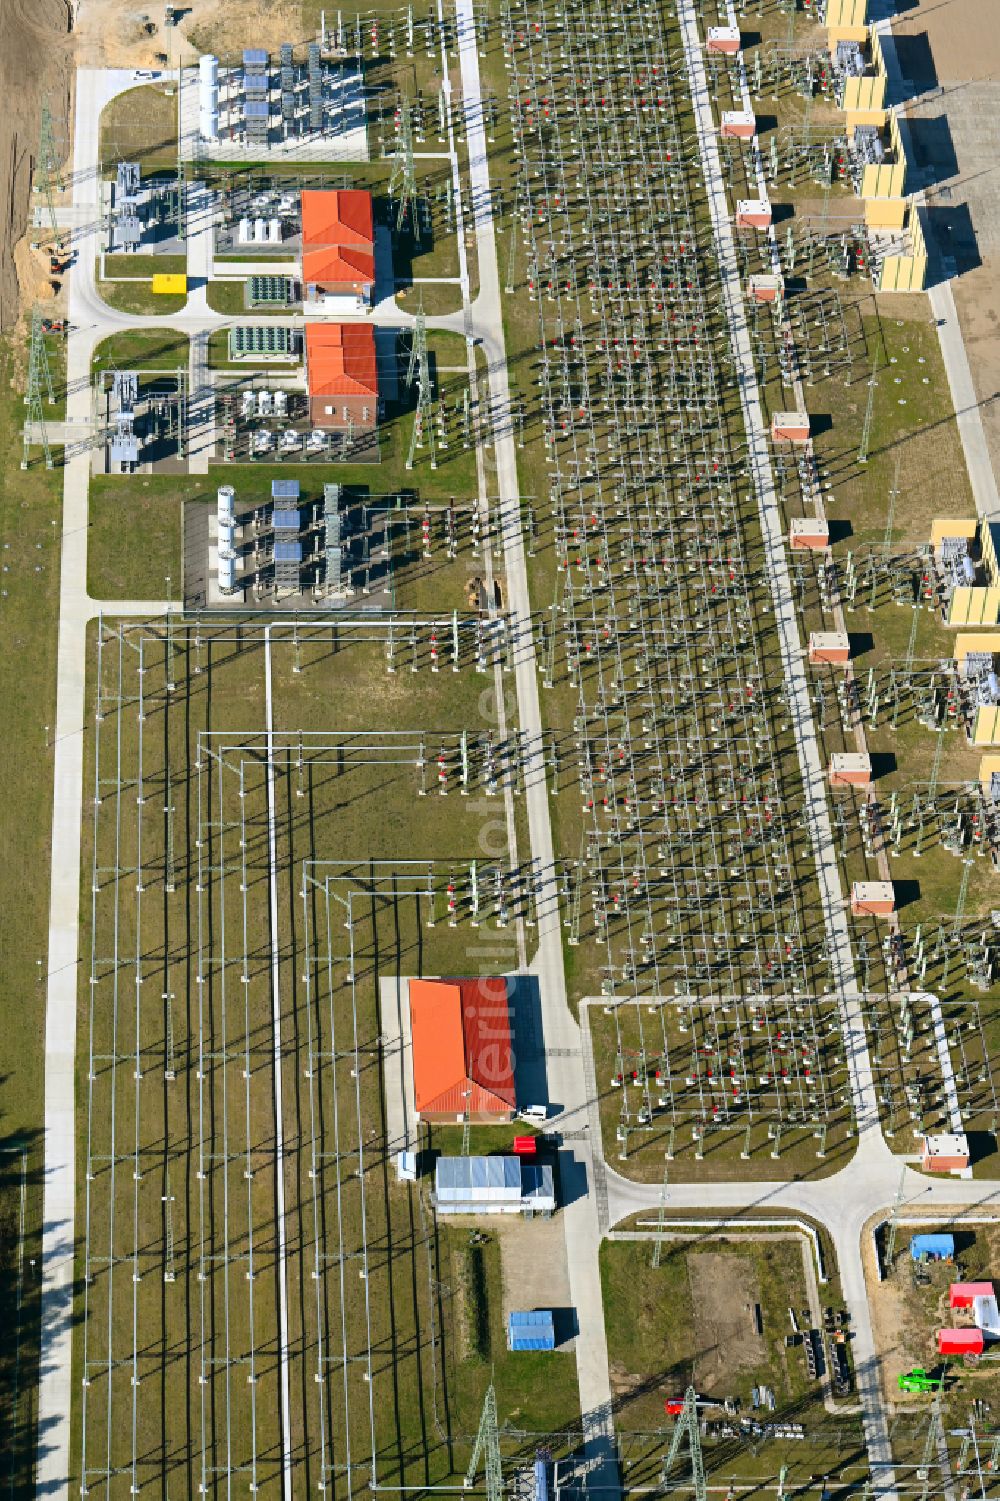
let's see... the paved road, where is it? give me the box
[676,0,901,1488]
[35,68,148,1496]
[454,2,620,1492]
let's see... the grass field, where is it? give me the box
[95,278,186,316]
[99,85,179,170]
[92,330,190,375]
[601,1235,862,1487]
[0,335,63,1495]
[206,280,253,314]
[73,613,572,1493]
[87,477,183,599]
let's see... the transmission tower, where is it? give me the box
[916,1386,946,1501]
[884,1164,906,1268]
[406,302,437,470]
[651,1157,669,1268]
[928,722,947,802]
[857,351,878,464]
[34,96,62,240]
[951,857,973,942]
[388,96,421,239]
[504,168,524,294]
[22,307,55,471]
[882,451,901,557]
[464,1382,502,1501]
[661,1387,706,1501]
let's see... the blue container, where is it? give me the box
[507,1310,555,1351]
[910,1233,955,1261]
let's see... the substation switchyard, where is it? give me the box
[21,0,1000,1499]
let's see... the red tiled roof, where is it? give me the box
[305,322,378,398]
[302,242,375,288]
[301,189,374,248]
[409,977,515,1117]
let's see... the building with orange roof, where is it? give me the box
[305,322,379,430]
[408,977,516,1124]
[300,188,376,308]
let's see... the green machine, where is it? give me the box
[897,1367,941,1394]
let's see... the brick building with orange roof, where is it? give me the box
[304,322,379,430]
[408,977,516,1124]
[300,188,376,309]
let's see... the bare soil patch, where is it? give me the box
[892,0,1000,87]
[0,0,74,330]
[688,1252,767,1393]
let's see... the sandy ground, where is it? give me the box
[1,0,307,330]
[893,0,1000,485]
[70,0,304,70]
[892,0,1000,87]
[689,1252,766,1391]
[0,0,74,332]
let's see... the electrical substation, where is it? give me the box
[24,0,1000,1497]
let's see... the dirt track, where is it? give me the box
[0,0,74,332]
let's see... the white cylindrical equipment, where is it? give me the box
[218,518,237,555]
[254,216,267,242]
[268,217,282,244]
[199,55,220,140]
[218,552,237,592]
[237,216,252,243]
[217,485,235,524]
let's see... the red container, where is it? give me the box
[664,1400,685,1416]
[938,1327,984,1356]
[513,1136,537,1157]
[950,1282,994,1309]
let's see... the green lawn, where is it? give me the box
[206,280,250,314]
[87,477,185,600]
[0,334,62,1495]
[442,1227,581,1440]
[103,255,186,280]
[99,85,179,169]
[95,280,186,316]
[92,330,189,375]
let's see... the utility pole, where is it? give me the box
[465,1382,502,1501]
[406,301,436,470]
[661,1387,706,1501]
[883,451,901,557]
[22,307,55,471]
[388,95,420,239]
[651,1157,669,1268]
[35,96,62,239]
[916,1386,946,1501]
[884,1163,907,1269]
[858,350,878,464]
